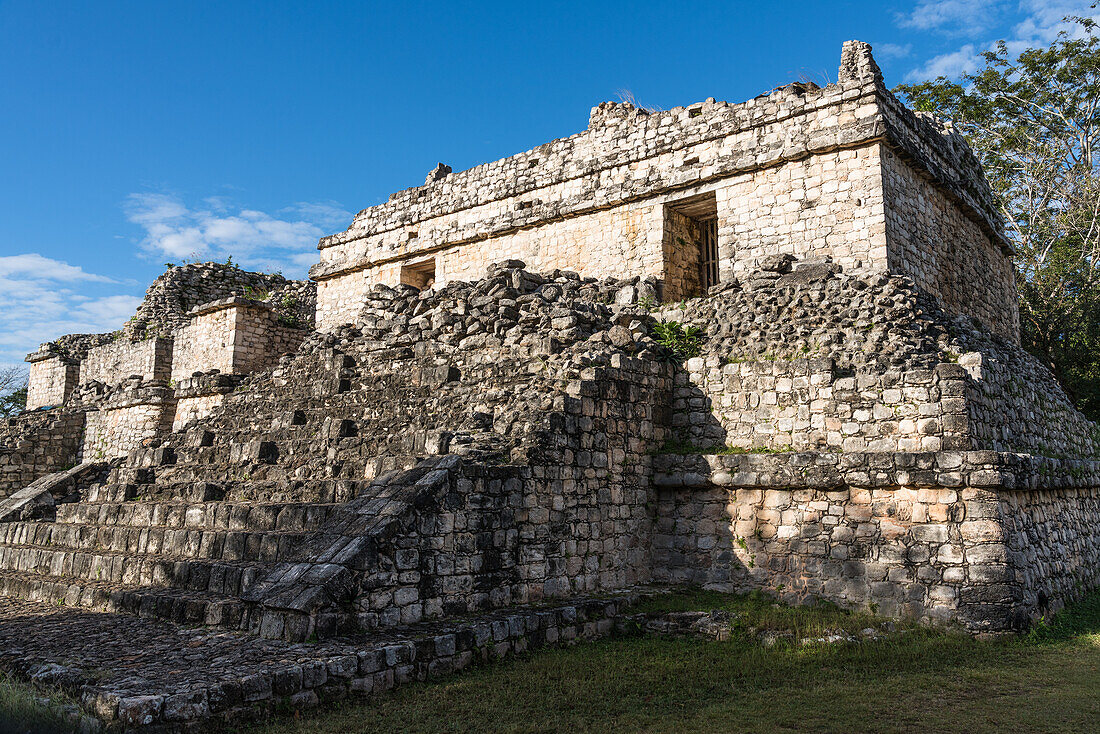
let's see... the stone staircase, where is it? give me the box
[0,265,667,650]
[0,493,344,630]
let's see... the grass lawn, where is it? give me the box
[248,589,1100,734]
[0,674,86,734]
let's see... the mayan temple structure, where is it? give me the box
[1,41,1098,728]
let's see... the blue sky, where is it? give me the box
[1,0,1096,368]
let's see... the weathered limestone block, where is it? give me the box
[80,338,172,386]
[171,298,307,381]
[24,350,79,410]
[312,41,1015,341]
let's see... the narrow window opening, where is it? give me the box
[699,218,719,291]
[400,258,436,291]
[662,192,719,301]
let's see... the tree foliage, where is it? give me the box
[0,367,27,418]
[895,16,1100,418]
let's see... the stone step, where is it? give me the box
[0,591,636,729]
[0,522,312,563]
[90,477,372,504]
[54,500,340,532]
[0,544,272,597]
[0,569,251,629]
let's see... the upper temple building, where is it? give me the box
[310,41,1019,342]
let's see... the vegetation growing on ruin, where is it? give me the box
[651,321,704,362]
[0,674,87,733]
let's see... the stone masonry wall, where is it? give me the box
[83,403,173,461]
[0,409,84,500]
[123,263,314,340]
[719,145,887,280]
[881,147,1019,340]
[172,306,237,379]
[676,356,969,453]
[313,145,889,329]
[314,202,662,329]
[171,300,308,381]
[312,42,1012,341]
[1000,486,1100,619]
[173,394,228,432]
[957,349,1100,458]
[662,209,703,302]
[79,381,175,461]
[651,452,1100,632]
[24,354,79,410]
[80,338,172,387]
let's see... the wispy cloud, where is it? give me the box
[124,193,351,276]
[902,0,1100,81]
[0,253,117,283]
[906,44,982,79]
[875,42,914,59]
[0,254,143,368]
[897,0,1009,37]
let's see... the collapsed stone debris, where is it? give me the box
[0,40,1098,729]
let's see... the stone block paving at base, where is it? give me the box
[0,592,635,728]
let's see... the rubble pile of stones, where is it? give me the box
[130,260,669,493]
[673,254,949,372]
[123,262,316,340]
[668,254,1100,457]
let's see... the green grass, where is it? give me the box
[244,589,1100,734]
[0,674,84,733]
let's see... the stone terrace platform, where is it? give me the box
[0,591,641,730]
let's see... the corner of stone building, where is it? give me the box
[838,40,884,86]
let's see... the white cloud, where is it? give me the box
[0,254,143,368]
[124,193,351,274]
[902,0,1100,81]
[905,44,982,80]
[0,253,116,283]
[876,42,914,59]
[898,0,1009,36]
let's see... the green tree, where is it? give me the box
[0,366,27,418]
[895,15,1100,418]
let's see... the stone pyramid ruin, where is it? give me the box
[1,41,1098,729]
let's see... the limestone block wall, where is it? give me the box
[315,202,664,329]
[24,353,79,410]
[79,338,172,386]
[662,209,703,302]
[239,349,675,639]
[170,372,244,432]
[171,299,308,381]
[1000,486,1100,618]
[79,382,175,460]
[881,147,1019,340]
[674,357,970,453]
[719,145,887,280]
[83,402,174,461]
[959,351,1100,458]
[651,452,1100,632]
[313,145,890,330]
[341,359,671,630]
[0,409,84,499]
[122,262,314,340]
[172,394,227,432]
[312,42,1013,341]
